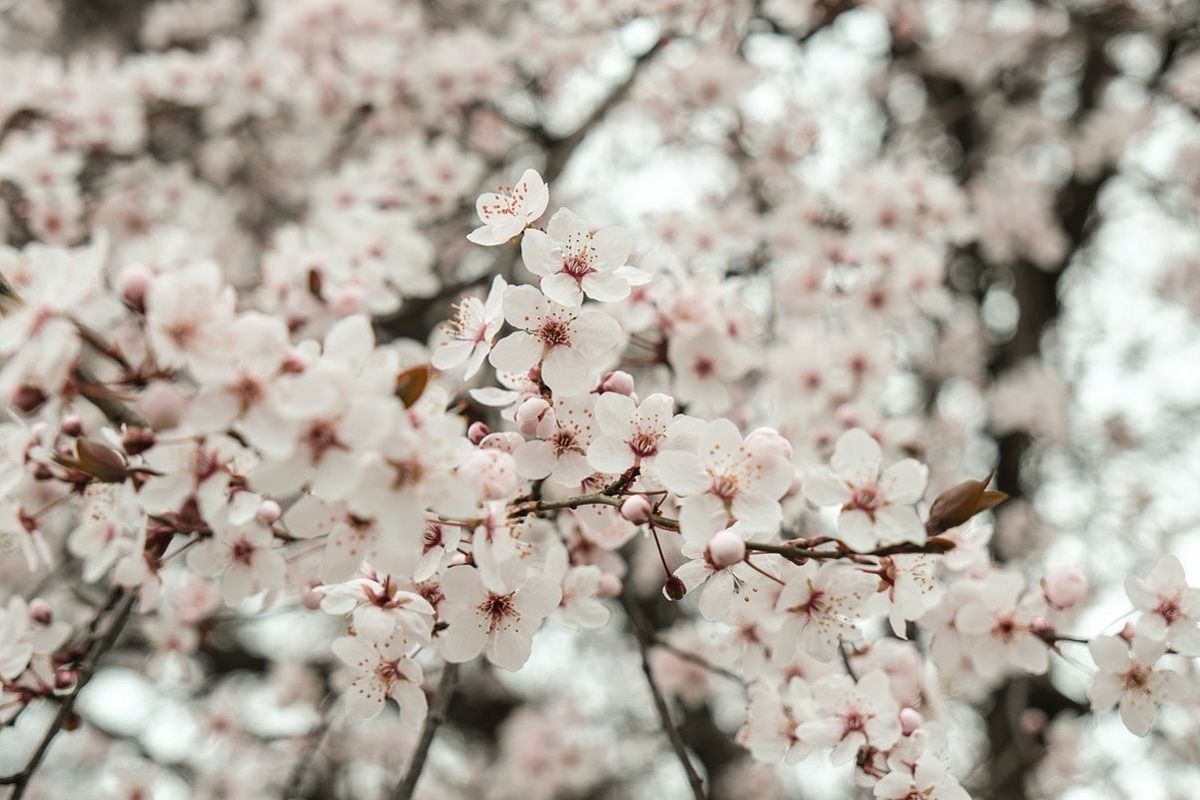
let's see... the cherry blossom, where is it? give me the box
[1088,634,1184,737]
[520,208,647,306]
[804,428,929,551]
[332,633,427,727]
[1124,554,1200,656]
[773,561,879,662]
[656,419,794,546]
[466,169,549,246]
[488,285,623,396]
[432,275,508,379]
[586,391,702,478]
[187,516,286,605]
[796,670,901,765]
[438,560,562,671]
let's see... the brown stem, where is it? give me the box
[1,589,137,797]
[392,661,461,800]
[621,593,708,800]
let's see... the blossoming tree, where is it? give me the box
[1,1,1199,799]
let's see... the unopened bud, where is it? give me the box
[137,380,187,430]
[1041,566,1087,611]
[597,573,622,598]
[118,264,153,311]
[1118,622,1136,642]
[12,384,47,414]
[331,285,365,316]
[924,473,1007,536]
[620,495,652,525]
[257,499,282,525]
[448,552,469,567]
[61,415,84,437]
[468,421,490,445]
[1019,708,1048,736]
[122,427,156,456]
[708,530,746,568]
[29,598,53,625]
[899,707,923,735]
[515,397,552,437]
[1029,617,1054,639]
[62,711,82,732]
[599,370,635,395]
[300,582,323,611]
[663,575,687,601]
[54,668,77,692]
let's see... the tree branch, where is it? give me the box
[621,593,708,800]
[1,589,137,797]
[392,661,460,800]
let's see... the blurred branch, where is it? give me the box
[392,662,460,800]
[621,592,708,800]
[0,589,137,798]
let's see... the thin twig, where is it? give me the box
[1,590,137,797]
[281,693,337,799]
[621,594,707,800]
[392,662,460,800]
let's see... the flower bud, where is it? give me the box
[1041,566,1087,611]
[620,495,652,525]
[12,384,47,414]
[299,582,324,610]
[448,552,469,567]
[515,397,551,437]
[61,415,84,437]
[708,530,746,568]
[332,285,365,316]
[468,421,490,445]
[118,263,153,311]
[1019,708,1047,735]
[597,573,623,598]
[257,499,283,525]
[1028,616,1054,640]
[137,380,187,430]
[899,707,923,735]
[599,370,635,395]
[663,575,687,601]
[29,598,53,625]
[122,427,156,456]
[746,427,793,460]
[54,668,77,692]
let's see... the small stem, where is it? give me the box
[743,555,785,586]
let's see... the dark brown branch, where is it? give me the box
[1,589,137,797]
[392,661,461,800]
[621,593,708,800]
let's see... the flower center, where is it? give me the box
[389,457,424,490]
[628,431,659,459]
[1156,598,1181,623]
[551,429,581,456]
[846,486,881,519]
[561,250,594,279]
[710,473,739,501]
[479,592,520,632]
[304,420,344,462]
[230,538,255,566]
[537,319,572,348]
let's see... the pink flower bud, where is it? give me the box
[299,582,323,610]
[1041,566,1087,610]
[137,380,187,430]
[663,575,687,601]
[746,427,793,460]
[620,495,652,525]
[597,573,623,598]
[257,499,282,525]
[1019,708,1047,735]
[468,421,490,445]
[1029,616,1054,639]
[11,384,47,414]
[599,370,635,395]
[707,530,746,568]
[331,285,365,316]
[516,397,551,437]
[54,668,77,692]
[899,707,923,735]
[122,427,155,456]
[61,415,84,437]
[29,598,53,625]
[448,552,469,567]
[118,264,153,310]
